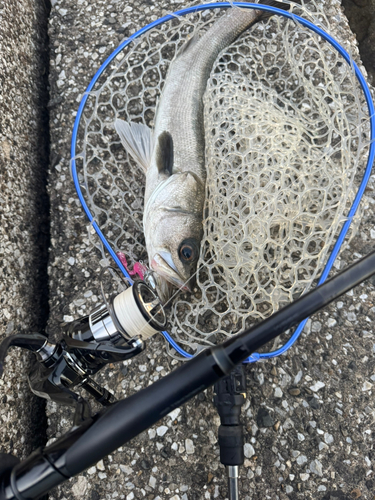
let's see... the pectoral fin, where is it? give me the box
[115,119,153,174]
[156,131,174,177]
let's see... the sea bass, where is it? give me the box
[115,0,290,303]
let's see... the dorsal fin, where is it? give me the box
[114,119,153,174]
[176,33,200,57]
[156,131,174,177]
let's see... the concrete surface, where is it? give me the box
[45,1,375,500]
[1,0,375,499]
[0,0,50,459]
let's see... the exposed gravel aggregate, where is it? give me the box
[43,1,375,499]
[0,0,50,459]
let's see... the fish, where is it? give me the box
[115,0,291,303]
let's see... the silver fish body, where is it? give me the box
[115,1,289,303]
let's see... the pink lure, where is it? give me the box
[117,252,147,280]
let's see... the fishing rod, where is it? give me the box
[0,248,375,500]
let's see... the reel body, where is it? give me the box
[0,279,165,424]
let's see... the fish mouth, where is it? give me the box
[151,253,191,293]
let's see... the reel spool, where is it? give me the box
[71,1,374,359]
[113,281,167,341]
[73,276,166,345]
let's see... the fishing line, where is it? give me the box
[71,1,375,361]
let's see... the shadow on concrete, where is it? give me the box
[342,0,375,84]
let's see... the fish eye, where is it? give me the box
[178,239,199,263]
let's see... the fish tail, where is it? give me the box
[256,0,293,21]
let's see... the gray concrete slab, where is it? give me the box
[0,0,50,458]
[46,1,375,499]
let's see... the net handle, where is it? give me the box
[70,2,375,361]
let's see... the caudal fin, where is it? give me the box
[257,0,293,19]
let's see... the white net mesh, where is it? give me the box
[73,0,370,357]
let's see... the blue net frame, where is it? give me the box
[70,2,375,361]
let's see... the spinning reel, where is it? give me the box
[0,275,166,425]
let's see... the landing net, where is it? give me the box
[71,1,373,358]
